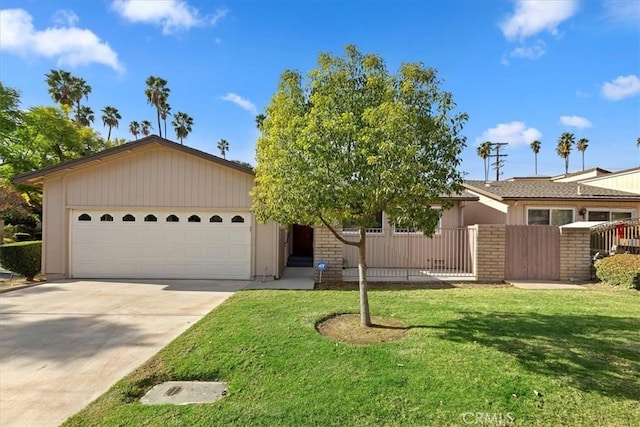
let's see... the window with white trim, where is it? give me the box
[527,208,574,226]
[587,209,634,222]
[343,211,383,234]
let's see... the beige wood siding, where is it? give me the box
[583,171,640,194]
[462,197,508,226]
[39,143,280,279]
[42,176,67,279]
[65,146,253,208]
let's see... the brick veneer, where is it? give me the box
[471,224,506,282]
[313,226,343,283]
[559,226,592,281]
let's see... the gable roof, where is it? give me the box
[464,180,640,202]
[13,135,254,187]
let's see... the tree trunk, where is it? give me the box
[157,110,162,138]
[534,155,538,175]
[358,228,371,327]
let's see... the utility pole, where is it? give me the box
[488,142,508,181]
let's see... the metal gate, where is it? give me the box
[505,225,560,280]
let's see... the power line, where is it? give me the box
[488,142,508,181]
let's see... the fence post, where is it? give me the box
[559,224,592,281]
[472,224,506,282]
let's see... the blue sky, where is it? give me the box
[1,0,639,179]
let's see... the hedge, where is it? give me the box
[0,241,42,281]
[594,254,640,289]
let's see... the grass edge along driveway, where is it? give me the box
[64,287,640,427]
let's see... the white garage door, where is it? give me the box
[70,210,251,279]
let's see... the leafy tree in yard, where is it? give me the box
[171,111,193,144]
[556,132,574,174]
[530,140,541,175]
[101,106,121,141]
[577,137,588,171]
[252,45,467,326]
[0,183,33,225]
[217,139,229,159]
[476,141,491,181]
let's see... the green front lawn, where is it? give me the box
[65,286,639,426]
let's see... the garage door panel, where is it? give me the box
[71,211,252,280]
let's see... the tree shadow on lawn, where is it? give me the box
[437,312,639,400]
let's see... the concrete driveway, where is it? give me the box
[0,279,247,427]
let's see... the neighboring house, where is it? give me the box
[462,168,640,226]
[14,136,284,281]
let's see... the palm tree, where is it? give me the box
[556,132,575,174]
[101,106,121,141]
[171,112,193,144]
[529,140,541,175]
[75,106,95,127]
[129,121,140,140]
[140,120,153,137]
[70,76,91,122]
[217,139,229,159]
[576,138,589,171]
[476,141,492,181]
[45,69,74,111]
[160,102,171,139]
[255,114,266,130]
[144,76,170,138]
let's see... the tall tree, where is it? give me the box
[160,102,171,139]
[70,77,92,124]
[252,45,467,327]
[101,106,121,141]
[217,139,229,159]
[75,106,95,127]
[530,140,541,175]
[45,69,75,110]
[140,120,153,136]
[476,141,491,181]
[171,111,193,144]
[576,137,589,171]
[255,114,266,130]
[144,76,170,138]
[129,121,140,140]
[556,132,575,174]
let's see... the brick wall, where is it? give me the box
[313,226,343,283]
[559,226,592,281]
[471,224,506,282]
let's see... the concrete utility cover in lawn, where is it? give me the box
[140,381,228,405]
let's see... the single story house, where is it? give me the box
[462,168,640,226]
[14,135,481,281]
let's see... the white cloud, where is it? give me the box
[602,0,640,25]
[111,0,227,35]
[560,115,592,129]
[53,9,79,26]
[575,89,589,99]
[221,93,257,114]
[601,75,640,100]
[0,8,122,71]
[506,40,546,62]
[477,121,542,147]
[500,0,578,40]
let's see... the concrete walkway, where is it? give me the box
[0,279,246,427]
[508,280,588,290]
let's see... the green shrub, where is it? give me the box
[0,241,41,280]
[595,254,640,289]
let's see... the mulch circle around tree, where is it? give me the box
[316,313,408,344]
